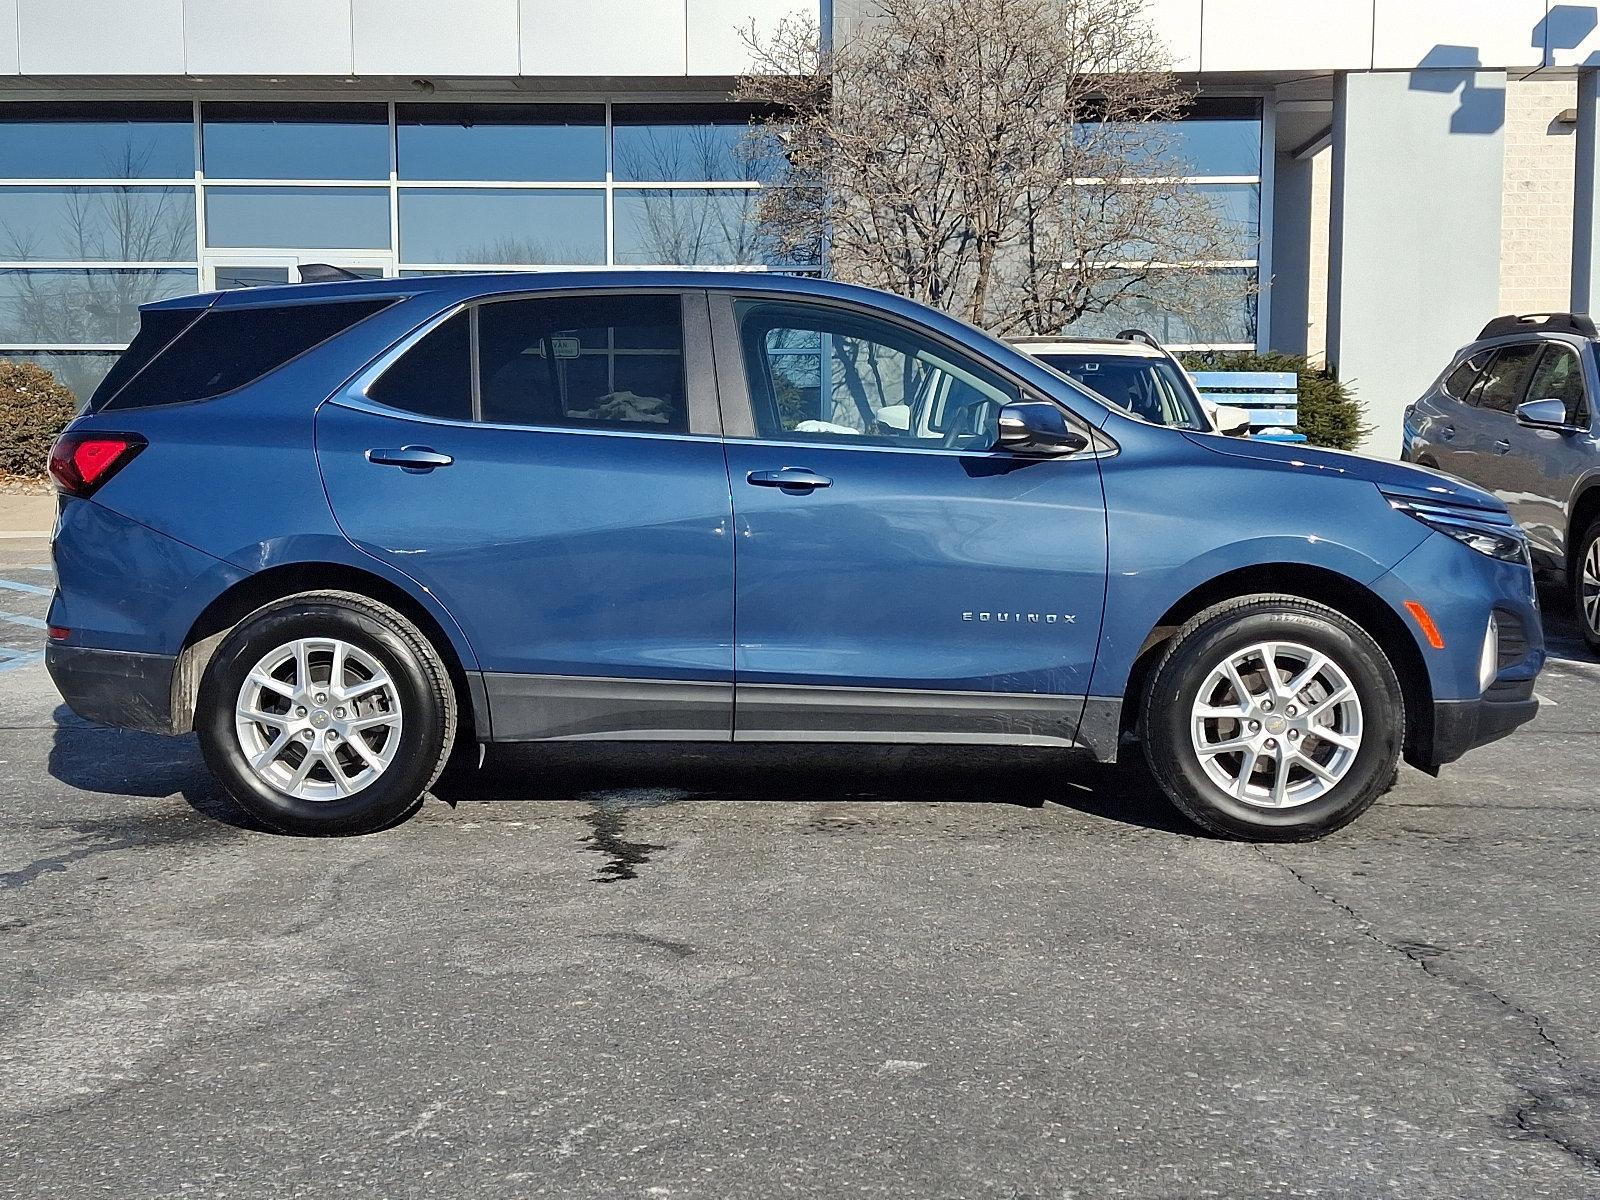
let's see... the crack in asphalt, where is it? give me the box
[1256,847,1600,1178]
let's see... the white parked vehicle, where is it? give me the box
[1012,332,1253,436]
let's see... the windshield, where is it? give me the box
[1033,353,1210,432]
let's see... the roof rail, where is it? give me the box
[1114,327,1163,349]
[1478,312,1598,340]
[298,263,367,284]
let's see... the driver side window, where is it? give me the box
[736,300,1017,449]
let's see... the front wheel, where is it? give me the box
[196,591,456,835]
[1142,595,1403,841]
[1571,515,1600,655]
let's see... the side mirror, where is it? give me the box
[996,401,1090,455]
[1516,397,1576,431]
[1214,404,1252,436]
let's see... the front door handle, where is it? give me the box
[1494,439,1512,454]
[1440,426,1455,442]
[747,467,832,491]
[367,446,454,471]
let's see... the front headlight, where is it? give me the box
[1382,491,1529,564]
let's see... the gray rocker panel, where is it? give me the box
[482,673,1101,748]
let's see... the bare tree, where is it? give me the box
[736,0,1254,336]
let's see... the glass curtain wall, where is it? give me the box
[0,97,1265,399]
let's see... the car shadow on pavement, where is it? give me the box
[45,704,1198,837]
[434,742,1199,836]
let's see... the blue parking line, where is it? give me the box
[0,577,51,596]
[0,649,43,672]
[0,610,46,630]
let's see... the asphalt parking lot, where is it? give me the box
[3,533,1600,1199]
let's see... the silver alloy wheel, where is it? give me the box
[1584,536,1600,635]
[234,637,403,801]
[1189,640,1364,810]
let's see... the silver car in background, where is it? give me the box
[1403,312,1600,652]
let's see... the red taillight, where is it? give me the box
[47,626,70,641]
[48,432,146,498]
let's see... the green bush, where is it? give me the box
[0,360,77,478]
[1181,350,1371,451]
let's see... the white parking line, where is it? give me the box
[0,577,50,597]
[0,648,42,672]
[0,610,46,630]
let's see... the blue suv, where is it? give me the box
[45,272,1543,840]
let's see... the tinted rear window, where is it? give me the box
[88,307,202,409]
[102,297,394,410]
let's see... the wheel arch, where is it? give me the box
[172,561,488,741]
[1568,477,1600,576]
[1118,562,1433,769]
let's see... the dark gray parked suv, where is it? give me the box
[1404,312,1600,651]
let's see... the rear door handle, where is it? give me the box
[1494,439,1512,454]
[747,467,832,490]
[1440,425,1456,441]
[367,446,454,471]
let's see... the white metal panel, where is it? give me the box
[0,0,16,75]
[352,0,520,76]
[1142,0,1201,73]
[688,0,791,76]
[17,0,185,74]
[184,0,354,76]
[1200,0,1374,72]
[520,0,686,76]
[1372,0,1543,70]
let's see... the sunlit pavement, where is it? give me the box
[3,534,1599,1198]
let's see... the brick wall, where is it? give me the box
[1500,79,1577,314]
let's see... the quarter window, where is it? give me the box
[1468,343,1543,414]
[1443,350,1493,400]
[736,300,1018,449]
[366,310,472,422]
[1525,344,1588,426]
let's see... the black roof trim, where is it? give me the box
[1478,312,1598,340]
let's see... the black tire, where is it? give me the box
[195,590,457,836]
[1142,594,1403,842]
[1570,514,1600,655]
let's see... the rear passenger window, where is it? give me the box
[1469,343,1542,414]
[104,297,394,409]
[476,294,686,432]
[367,310,472,422]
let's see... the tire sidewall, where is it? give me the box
[197,600,446,835]
[1150,606,1403,839]
[1573,519,1600,652]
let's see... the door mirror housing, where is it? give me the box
[1516,397,1577,431]
[1213,403,1252,436]
[996,401,1089,455]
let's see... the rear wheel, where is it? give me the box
[1142,595,1403,841]
[196,591,456,835]
[1571,515,1600,655]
